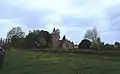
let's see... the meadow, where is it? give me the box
[0,50,120,74]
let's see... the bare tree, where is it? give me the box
[84,27,101,50]
[84,27,98,42]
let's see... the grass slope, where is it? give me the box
[0,50,120,74]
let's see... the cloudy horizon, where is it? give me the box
[1,0,120,44]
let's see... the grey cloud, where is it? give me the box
[13,8,52,28]
[1,0,120,44]
[0,2,54,28]
[106,5,120,30]
[99,4,120,42]
[63,16,92,27]
[100,30,120,43]
[62,16,108,28]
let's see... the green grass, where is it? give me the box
[0,50,120,74]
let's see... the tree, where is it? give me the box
[84,27,98,42]
[90,37,102,50]
[103,44,116,50]
[115,42,120,46]
[84,27,102,50]
[78,39,91,49]
[24,30,52,49]
[6,27,25,48]
[37,30,52,47]
[97,37,101,44]
[7,27,25,39]
[24,30,39,49]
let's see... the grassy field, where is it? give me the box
[0,50,120,74]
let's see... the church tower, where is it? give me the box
[51,27,60,49]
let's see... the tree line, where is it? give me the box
[4,27,52,50]
[1,26,120,50]
[78,27,120,50]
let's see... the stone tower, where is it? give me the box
[51,27,74,50]
[51,27,60,49]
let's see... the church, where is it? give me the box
[51,27,74,50]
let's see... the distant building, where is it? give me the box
[74,44,78,49]
[51,27,74,50]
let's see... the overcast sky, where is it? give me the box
[0,0,120,44]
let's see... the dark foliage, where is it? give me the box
[78,39,91,49]
[103,44,116,50]
[115,42,120,45]
[24,30,39,49]
[24,30,52,49]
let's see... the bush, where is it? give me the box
[103,44,116,50]
[78,39,91,49]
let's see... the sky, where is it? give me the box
[0,0,120,44]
